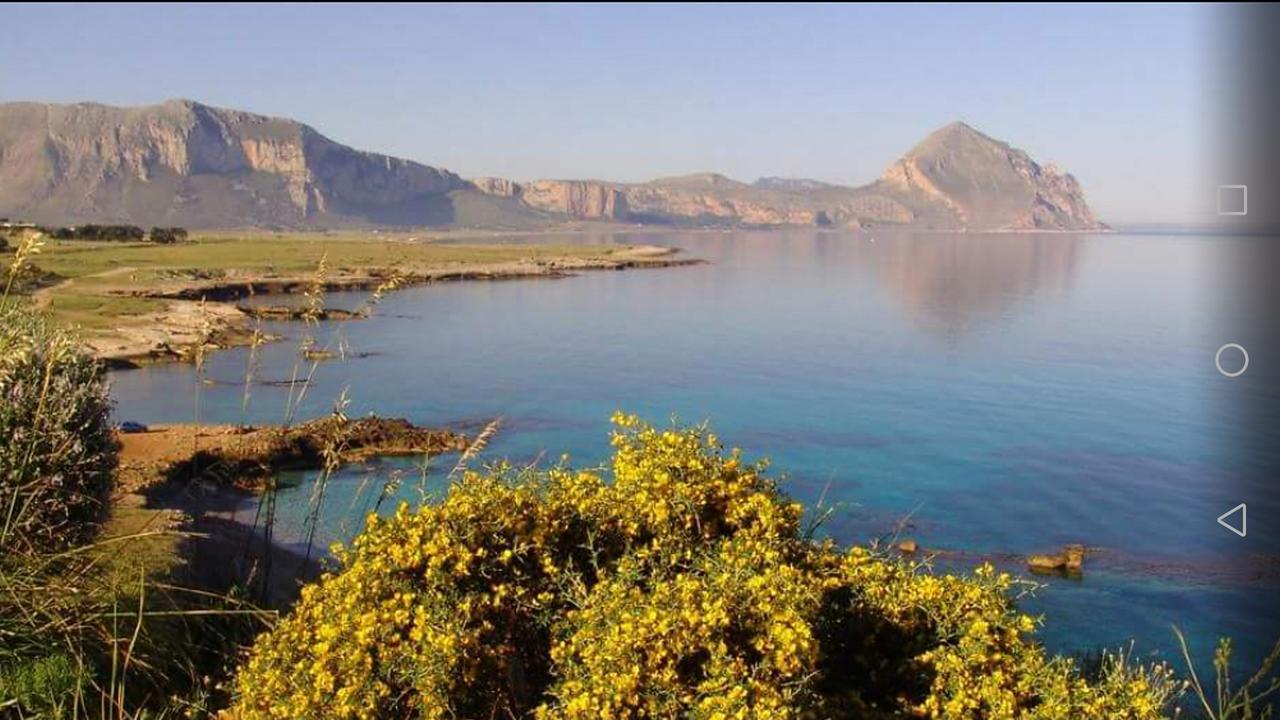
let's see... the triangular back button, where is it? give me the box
[1217,503,1247,537]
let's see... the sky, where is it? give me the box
[1,4,1218,224]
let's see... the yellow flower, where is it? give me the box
[232,415,1177,720]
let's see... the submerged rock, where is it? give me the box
[300,348,341,361]
[240,304,364,321]
[1027,544,1086,575]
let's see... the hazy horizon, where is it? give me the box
[1,4,1219,225]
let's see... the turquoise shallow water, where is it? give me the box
[109,230,1280,672]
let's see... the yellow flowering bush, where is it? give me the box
[232,414,1179,719]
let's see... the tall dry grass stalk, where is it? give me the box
[252,256,335,599]
[2,238,419,714]
[1,231,45,306]
[0,280,275,716]
[247,256,404,598]
[1176,626,1280,719]
[1,305,113,553]
[298,392,351,567]
[239,286,267,430]
[449,417,503,481]
[282,254,333,428]
[357,272,404,318]
[189,297,217,482]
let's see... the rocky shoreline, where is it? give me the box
[110,420,1280,605]
[110,416,472,606]
[114,416,470,496]
[84,245,701,368]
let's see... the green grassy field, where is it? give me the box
[43,293,166,329]
[0,231,647,343]
[11,233,627,282]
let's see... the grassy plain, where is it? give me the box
[0,230,688,361]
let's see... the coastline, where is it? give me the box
[13,224,1113,372]
[114,417,470,496]
[35,243,702,368]
[117,418,1280,595]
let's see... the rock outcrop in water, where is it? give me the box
[0,99,1104,230]
[113,417,469,494]
[1027,544,1087,576]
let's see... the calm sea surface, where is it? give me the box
[109,230,1280,669]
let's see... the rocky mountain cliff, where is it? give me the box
[0,101,1104,231]
[874,122,1101,230]
[0,99,512,228]
[590,123,1103,230]
[470,178,628,220]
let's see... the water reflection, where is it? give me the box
[448,229,1090,343]
[876,232,1087,341]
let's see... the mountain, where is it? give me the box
[0,101,1104,231]
[753,177,837,192]
[874,122,1102,230]
[470,177,628,221]
[600,123,1103,230]
[0,99,531,228]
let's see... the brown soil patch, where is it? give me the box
[115,417,469,495]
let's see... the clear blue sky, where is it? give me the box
[2,4,1216,224]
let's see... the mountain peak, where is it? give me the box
[910,121,1004,156]
[939,120,977,133]
[880,122,1102,230]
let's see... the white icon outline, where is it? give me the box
[1217,503,1247,537]
[1215,343,1249,378]
[1218,185,1248,216]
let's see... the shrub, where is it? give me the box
[0,303,117,553]
[231,415,1180,719]
[44,224,145,241]
[149,226,189,244]
[0,653,86,716]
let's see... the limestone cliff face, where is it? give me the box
[467,178,629,220]
[468,176,632,219]
[619,174,915,229]
[624,177,826,226]
[0,99,467,227]
[470,177,522,198]
[1008,164,1099,230]
[519,180,628,220]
